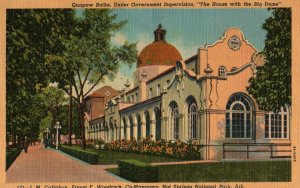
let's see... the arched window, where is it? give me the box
[169,102,180,140]
[218,66,226,77]
[231,67,238,71]
[226,94,253,138]
[186,96,198,139]
[265,105,289,139]
[188,103,198,139]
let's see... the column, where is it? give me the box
[120,126,124,140]
[120,120,125,140]
[126,126,131,140]
[114,127,117,141]
[150,120,156,141]
[179,114,186,141]
[161,116,168,140]
[107,130,109,142]
[141,122,146,138]
[133,124,137,140]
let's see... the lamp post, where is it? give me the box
[54,121,62,149]
[45,127,50,140]
[44,127,51,148]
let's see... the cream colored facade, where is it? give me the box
[85,27,291,160]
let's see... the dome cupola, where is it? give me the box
[137,24,183,68]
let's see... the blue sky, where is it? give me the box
[92,9,273,90]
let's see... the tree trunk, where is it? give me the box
[6,133,9,147]
[68,85,72,146]
[17,134,21,146]
[78,102,86,150]
[12,130,16,146]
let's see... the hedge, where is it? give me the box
[59,145,99,164]
[6,147,21,170]
[118,160,158,182]
[105,138,201,160]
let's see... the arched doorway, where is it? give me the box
[129,115,134,139]
[154,108,161,140]
[136,114,141,139]
[109,117,114,141]
[144,110,151,138]
[122,117,127,139]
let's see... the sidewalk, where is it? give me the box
[6,144,123,183]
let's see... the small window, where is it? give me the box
[157,84,161,96]
[135,93,138,102]
[166,79,170,85]
[149,88,152,99]
[127,97,130,103]
[231,67,238,71]
[218,66,226,77]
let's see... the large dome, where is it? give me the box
[137,24,183,68]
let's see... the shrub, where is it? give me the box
[59,145,99,164]
[118,160,158,182]
[86,138,105,149]
[105,138,201,160]
[6,147,21,170]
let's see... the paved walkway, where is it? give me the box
[6,144,123,183]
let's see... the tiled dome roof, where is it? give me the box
[137,24,183,68]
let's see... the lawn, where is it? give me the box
[63,145,182,164]
[97,150,182,164]
[106,160,291,182]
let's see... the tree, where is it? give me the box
[248,8,291,111]
[36,86,67,124]
[6,9,75,146]
[46,9,137,149]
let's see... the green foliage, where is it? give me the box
[157,161,291,182]
[7,9,137,149]
[97,150,181,165]
[109,161,291,182]
[6,147,22,170]
[118,160,158,182]
[104,138,201,160]
[248,8,291,111]
[6,9,75,144]
[59,145,99,164]
[45,9,137,149]
[45,9,137,100]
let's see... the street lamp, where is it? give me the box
[54,121,62,149]
[45,127,50,140]
[44,127,51,148]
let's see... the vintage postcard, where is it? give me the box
[1,0,299,188]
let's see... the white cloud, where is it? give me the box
[101,72,133,91]
[171,38,199,60]
[111,32,127,46]
[136,33,152,53]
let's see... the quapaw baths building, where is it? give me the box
[84,24,291,160]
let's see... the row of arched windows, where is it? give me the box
[92,93,289,141]
[122,108,162,140]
